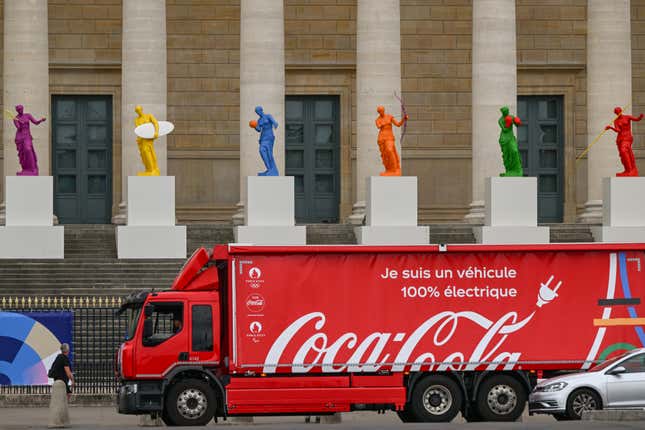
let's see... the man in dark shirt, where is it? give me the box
[49,343,74,394]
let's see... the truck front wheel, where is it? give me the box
[408,375,462,422]
[164,379,216,426]
[475,375,526,421]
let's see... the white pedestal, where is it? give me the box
[592,177,645,242]
[592,226,645,243]
[475,177,549,244]
[355,177,429,245]
[127,176,176,226]
[117,177,186,259]
[0,176,64,258]
[5,176,54,225]
[234,176,306,245]
[117,226,186,259]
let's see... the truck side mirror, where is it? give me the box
[607,365,627,376]
[143,318,153,339]
[144,304,153,318]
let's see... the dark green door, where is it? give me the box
[517,96,564,223]
[285,96,340,223]
[52,96,112,224]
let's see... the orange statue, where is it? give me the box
[375,106,407,176]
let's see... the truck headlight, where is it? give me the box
[537,381,568,392]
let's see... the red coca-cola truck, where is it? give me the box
[117,243,645,425]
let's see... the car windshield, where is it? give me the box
[124,305,142,341]
[589,351,633,372]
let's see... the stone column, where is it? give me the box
[465,0,517,224]
[233,0,285,225]
[349,0,402,225]
[113,0,167,224]
[579,0,632,224]
[1,0,49,224]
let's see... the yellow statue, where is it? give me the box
[134,105,160,176]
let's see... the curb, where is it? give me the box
[0,395,115,408]
[582,409,645,421]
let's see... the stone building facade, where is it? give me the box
[0,0,643,226]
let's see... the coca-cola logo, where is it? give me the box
[246,293,265,312]
[261,310,536,374]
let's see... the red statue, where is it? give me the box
[375,106,407,176]
[605,107,643,177]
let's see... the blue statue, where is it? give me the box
[249,106,279,176]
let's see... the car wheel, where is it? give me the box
[408,375,462,422]
[566,388,601,420]
[475,375,527,421]
[164,378,216,426]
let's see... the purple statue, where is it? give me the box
[13,105,46,176]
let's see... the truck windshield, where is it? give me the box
[124,306,142,341]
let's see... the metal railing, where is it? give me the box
[0,296,125,395]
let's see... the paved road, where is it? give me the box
[2,407,645,430]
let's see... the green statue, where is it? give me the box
[498,106,523,177]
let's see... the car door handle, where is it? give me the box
[178,352,189,361]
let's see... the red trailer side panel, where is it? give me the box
[229,245,645,374]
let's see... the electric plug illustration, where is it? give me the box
[537,275,562,307]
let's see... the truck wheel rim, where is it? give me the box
[422,385,452,415]
[177,388,207,420]
[572,393,596,417]
[486,384,517,415]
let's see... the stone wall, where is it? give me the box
[49,0,121,64]
[401,0,472,222]
[166,0,240,222]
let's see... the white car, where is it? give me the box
[529,347,645,420]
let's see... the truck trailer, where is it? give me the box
[117,243,645,425]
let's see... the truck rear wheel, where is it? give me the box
[408,375,462,422]
[164,379,216,426]
[475,375,526,422]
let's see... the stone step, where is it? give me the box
[430,224,476,244]
[0,223,605,297]
[306,224,357,245]
[547,223,596,243]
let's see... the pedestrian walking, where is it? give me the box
[48,343,74,428]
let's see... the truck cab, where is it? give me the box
[118,248,227,426]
